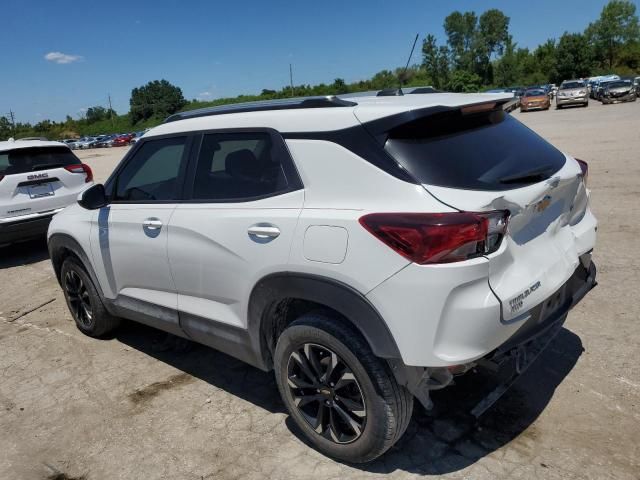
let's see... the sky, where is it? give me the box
[1,0,636,123]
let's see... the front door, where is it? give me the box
[90,135,189,336]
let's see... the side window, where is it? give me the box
[192,132,289,200]
[114,137,186,201]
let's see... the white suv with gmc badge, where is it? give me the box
[0,139,93,246]
[47,92,597,462]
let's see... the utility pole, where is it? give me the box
[107,94,114,126]
[289,64,294,97]
[7,109,15,131]
[4,109,16,138]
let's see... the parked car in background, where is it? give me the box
[95,134,117,148]
[556,80,589,108]
[601,80,636,104]
[634,77,640,97]
[484,88,519,111]
[129,131,146,144]
[520,88,551,111]
[75,137,98,149]
[595,81,617,101]
[112,134,133,147]
[592,75,622,99]
[0,139,93,246]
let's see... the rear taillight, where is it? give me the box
[359,211,509,264]
[576,159,588,186]
[64,163,93,183]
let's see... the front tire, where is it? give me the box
[60,257,120,337]
[274,312,413,463]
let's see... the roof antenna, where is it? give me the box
[378,34,419,97]
[400,34,420,93]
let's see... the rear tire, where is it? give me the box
[274,312,413,463]
[60,257,120,337]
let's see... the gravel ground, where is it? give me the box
[1,100,639,480]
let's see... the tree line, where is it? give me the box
[1,0,637,141]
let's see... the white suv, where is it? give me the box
[0,139,93,246]
[47,93,597,462]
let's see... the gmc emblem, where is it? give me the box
[27,172,49,180]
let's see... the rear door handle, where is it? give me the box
[248,224,280,239]
[143,218,163,230]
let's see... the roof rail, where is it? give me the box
[377,88,404,97]
[407,86,439,94]
[164,95,357,123]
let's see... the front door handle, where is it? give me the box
[143,218,163,230]
[248,224,280,239]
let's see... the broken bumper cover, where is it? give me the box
[397,258,597,413]
[471,258,597,416]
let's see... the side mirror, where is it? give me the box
[78,184,107,210]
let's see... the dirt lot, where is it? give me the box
[1,100,639,480]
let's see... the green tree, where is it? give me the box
[587,0,640,68]
[555,33,594,81]
[446,70,482,92]
[422,34,450,88]
[130,79,187,123]
[494,36,519,86]
[444,11,478,70]
[533,39,558,83]
[331,78,349,94]
[85,106,116,124]
[476,9,510,83]
[0,116,13,140]
[369,70,397,89]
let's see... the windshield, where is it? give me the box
[561,82,584,89]
[525,89,545,97]
[383,109,565,191]
[0,147,80,176]
[607,81,631,88]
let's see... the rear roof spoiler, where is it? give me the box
[362,98,515,138]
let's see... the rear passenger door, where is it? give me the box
[167,129,303,342]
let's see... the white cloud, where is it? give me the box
[197,91,213,100]
[44,51,83,64]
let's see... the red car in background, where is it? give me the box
[112,134,134,147]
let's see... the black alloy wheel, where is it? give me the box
[64,269,93,328]
[286,343,366,444]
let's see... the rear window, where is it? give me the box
[384,109,566,191]
[0,146,80,176]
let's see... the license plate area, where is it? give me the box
[28,183,54,199]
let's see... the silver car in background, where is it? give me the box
[602,80,637,104]
[556,80,589,108]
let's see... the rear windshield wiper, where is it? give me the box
[498,165,555,184]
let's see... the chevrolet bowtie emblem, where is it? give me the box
[535,195,552,213]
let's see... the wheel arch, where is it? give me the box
[248,272,402,370]
[48,233,106,299]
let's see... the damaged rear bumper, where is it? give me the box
[392,258,597,413]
